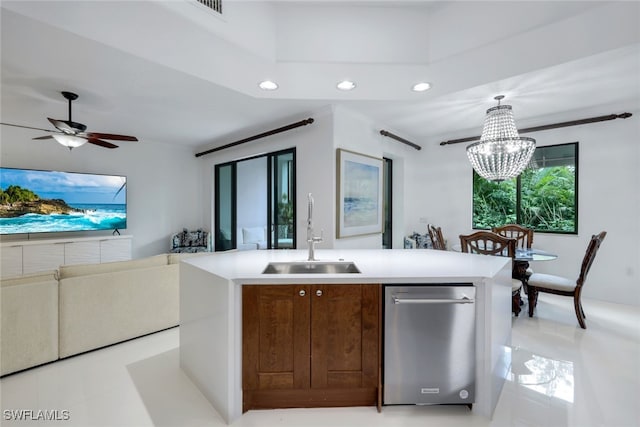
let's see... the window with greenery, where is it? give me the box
[472,142,578,234]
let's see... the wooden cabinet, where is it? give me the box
[242,284,380,412]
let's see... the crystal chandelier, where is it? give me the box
[466,95,536,182]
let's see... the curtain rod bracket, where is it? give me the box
[439,112,633,146]
[380,130,421,150]
[196,118,314,157]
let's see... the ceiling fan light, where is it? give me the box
[336,80,356,91]
[258,80,278,91]
[52,134,87,148]
[412,82,431,92]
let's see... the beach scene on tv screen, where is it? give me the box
[0,168,126,234]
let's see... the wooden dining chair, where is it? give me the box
[492,224,535,286]
[527,231,607,329]
[459,231,524,316]
[492,224,534,249]
[428,224,446,250]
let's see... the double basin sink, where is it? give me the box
[262,261,361,274]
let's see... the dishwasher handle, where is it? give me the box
[392,295,474,305]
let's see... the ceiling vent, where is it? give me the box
[197,0,222,14]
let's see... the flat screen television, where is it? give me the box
[0,167,126,235]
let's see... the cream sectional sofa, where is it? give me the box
[1,252,204,376]
[1,271,59,376]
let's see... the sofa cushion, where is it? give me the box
[168,252,211,265]
[528,273,576,292]
[58,254,168,279]
[58,264,178,358]
[1,271,58,375]
[242,226,265,244]
[1,270,59,287]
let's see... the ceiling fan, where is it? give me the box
[0,91,138,149]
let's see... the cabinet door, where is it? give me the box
[65,240,100,265]
[23,243,65,274]
[310,284,379,390]
[242,283,380,411]
[1,245,23,278]
[243,285,311,392]
[100,238,131,262]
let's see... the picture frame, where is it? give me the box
[336,149,383,238]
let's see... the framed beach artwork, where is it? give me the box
[336,149,383,238]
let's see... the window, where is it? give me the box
[214,148,296,252]
[472,142,578,234]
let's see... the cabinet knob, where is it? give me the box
[316,289,323,297]
[299,290,306,297]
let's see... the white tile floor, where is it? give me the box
[1,293,639,427]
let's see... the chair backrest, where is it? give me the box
[577,231,607,288]
[492,224,534,249]
[428,224,447,250]
[459,231,516,258]
[171,228,211,250]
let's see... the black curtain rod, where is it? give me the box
[195,118,315,158]
[379,130,422,150]
[439,112,633,146]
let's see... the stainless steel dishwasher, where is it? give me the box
[383,285,476,406]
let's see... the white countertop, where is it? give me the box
[180,248,514,423]
[182,248,511,284]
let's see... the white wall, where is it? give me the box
[199,105,412,252]
[199,107,335,251]
[202,107,416,254]
[0,126,202,258]
[332,106,409,249]
[406,107,640,306]
[6,102,636,307]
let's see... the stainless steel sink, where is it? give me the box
[262,261,361,274]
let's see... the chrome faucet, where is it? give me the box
[306,193,323,261]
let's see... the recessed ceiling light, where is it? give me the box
[336,80,356,91]
[412,82,432,92]
[259,80,278,90]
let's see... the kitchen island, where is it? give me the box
[179,249,512,424]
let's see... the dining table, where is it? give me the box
[512,248,558,316]
[450,244,558,289]
[513,248,558,282]
[451,241,558,316]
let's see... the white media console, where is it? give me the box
[0,235,132,278]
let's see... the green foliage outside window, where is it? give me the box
[520,166,576,232]
[473,173,516,228]
[472,143,578,234]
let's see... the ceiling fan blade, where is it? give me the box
[33,135,54,140]
[86,137,118,149]
[84,132,138,141]
[1,122,57,133]
[47,118,86,133]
